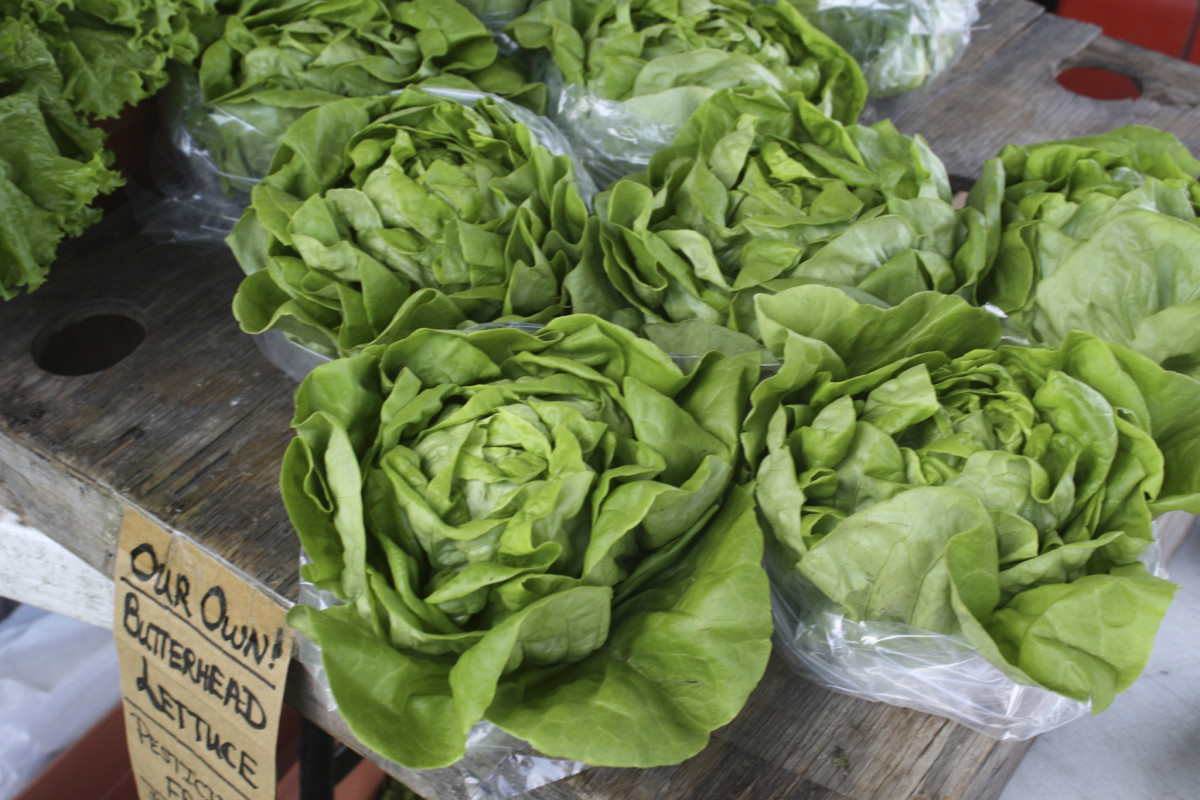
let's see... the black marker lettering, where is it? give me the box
[128,541,193,616]
[238,751,258,791]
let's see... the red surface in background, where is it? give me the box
[1058,0,1200,59]
[1054,0,1200,98]
[13,703,386,800]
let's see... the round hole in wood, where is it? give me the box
[32,301,148,376]
[1055,67,1140,100]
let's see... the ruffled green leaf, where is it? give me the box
[190,0,545,191]
[574,87,957,345]
[964,126,1200,377]
[0,15,123,299]
[285,315,770,768]
[229,89,591,355]
[2,0,213,119]
[749,284,1200,710]
[510,0,866,124]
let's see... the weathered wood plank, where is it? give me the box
[0,510,114,628]
[0,211,301,602]
[0,431,126,574]
[871,0,1200,183]
[1061,30,1200,108]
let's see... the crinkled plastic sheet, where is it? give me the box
[530,1,980,187]
[128,62,260,244]
[799,0,980,98]
[767,516,1180,740]
[137,66,597,244]
[0,605,121,800]
[535,56,680,188]
[458,1,532,35]
[294,552,590,800]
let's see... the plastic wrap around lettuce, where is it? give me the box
[182,0,545,197]
[458,0,532,32]
[959,125,1200,378]
[789,0,979,98]
[567,87,955,355]
[283,315,773,768]
[228,88,592,357]
[1,16,123,299]
[508,0,867,184]
[743,283,1200,714]
[0,0,214,119]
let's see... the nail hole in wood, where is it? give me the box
[1055,67,1141,100]
[32,301,148,376]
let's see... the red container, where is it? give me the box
[1058,0,1199,58]
[1055,0,1200,98]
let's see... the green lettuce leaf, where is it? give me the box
[189,0,545,194]
[986,563,1177,713]
[0,15,123,299]
[508,0,866,182]
[511,0,865,122]
[283,314,772,767]
[228,87,591,356]
[569,86,955,347]
[961,125,1200,378]
[748,284,1197,710]
[789,0,978,98]
[2,0,215,119]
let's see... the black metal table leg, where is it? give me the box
[300,717,337,800]
[299,716,368,800]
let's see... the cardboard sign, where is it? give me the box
[113,507,293,800]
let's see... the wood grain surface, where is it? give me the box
[3,1,1200,797]
[871,0,1200,182]
[0,216,299,602]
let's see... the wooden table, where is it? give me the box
[2,1,1198,797]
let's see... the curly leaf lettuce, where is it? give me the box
[282,314,772,767]
[228,87,591,356]
[569,87,955,352]
[191,0,545,193]
[2,0,215,119]
[746,283,1200,711]
[0,15,123,299]
[959,125,1200,377]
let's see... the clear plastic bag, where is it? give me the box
[0,606,121,800]
[138,74,596,244]
[793,0,980,98]
[294,553,589,800]
[767,573,1091,741]
[127,62,255,244]
[513,0,875,187]
[767,516,1185,740]
[458,1,533,34]
[534,55,681,188]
